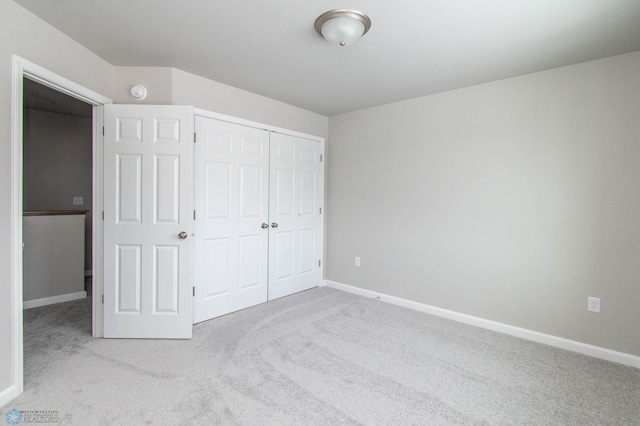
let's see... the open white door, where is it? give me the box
[193,117,269,323]
[268,132,324,300]
[103,105,194,338]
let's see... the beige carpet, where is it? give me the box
[3,287,640,425]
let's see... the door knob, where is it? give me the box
[271,222,278,228]
[178,231,188,240]
[261,223,269,229]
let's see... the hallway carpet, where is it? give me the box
[3,287,640,425]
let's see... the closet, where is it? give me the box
[102,105,324,338]
[193,115,324,323]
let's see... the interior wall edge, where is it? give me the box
[324,280,640,369]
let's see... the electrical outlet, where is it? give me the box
[588,297,601,313]
[73,196,84,206]
[355,256,361,267]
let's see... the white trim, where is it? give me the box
[0,385,21,409]
[324,280,640,369]
[92,105,105,338]
[21,59,111,106]
[10,55,112,404]
[194,108,324,143]
[9,54,25,407]
[23,292,88,310]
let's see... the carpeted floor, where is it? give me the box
[3,287,640,425]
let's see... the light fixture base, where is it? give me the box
[315,9,371,46]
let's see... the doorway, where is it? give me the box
[10,55,111,399]
[21,79,93,385]
[22,78,93,307]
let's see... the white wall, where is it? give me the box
[327,51,640,357]
[0,0,114,402]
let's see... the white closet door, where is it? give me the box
[268,132,324,300]
[193,117,269,323]
[103,105,194,339]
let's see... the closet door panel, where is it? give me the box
[194,117,269,323]
[268,133,324,300]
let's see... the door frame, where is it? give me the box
[9,55,112,400]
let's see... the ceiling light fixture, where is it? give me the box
[314,9,371,47]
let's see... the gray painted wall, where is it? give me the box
[23,109,93,272]
[171,69,329,139]
[112,67,329,139]
[23,215,85,301]
[327,51,640,357]
[113,67,173,105]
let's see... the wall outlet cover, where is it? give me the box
[588,296,601,313]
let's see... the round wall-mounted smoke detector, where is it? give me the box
[130,84,148,101]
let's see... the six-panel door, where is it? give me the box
[193,117,270,323]
[103,105,194,338]
[268,132,324,300]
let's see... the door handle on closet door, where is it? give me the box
[271,222,278,228]
[261,223,269,229]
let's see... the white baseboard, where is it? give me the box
[324,280,640,369]
[23,291,87,310]
[0,384,21,410]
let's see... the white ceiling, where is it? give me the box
[15,0,640,116]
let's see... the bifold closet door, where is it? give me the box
[193,117,270,323]
[268,132,324,300]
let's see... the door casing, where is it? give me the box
[9,55,112,403]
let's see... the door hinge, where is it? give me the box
[193,287,195,297]
[320,154,323,162]
[102,211,105,220]
[102,127,105,136]
[193,210,196,220]
[319,259,321,267]
[101,294,104,304]
[194,132,196,143]
[319,207,322,214]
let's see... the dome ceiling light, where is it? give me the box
[314,9,372,47]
